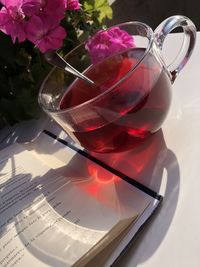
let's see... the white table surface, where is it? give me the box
[0,32,200,267]
[113,32,200,267]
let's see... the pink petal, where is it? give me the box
[67,0,80,10]
[0,7,10,31]
[25,15,44,43]
[0,6,26,43]
[22,0,41,16]
[26,15,66,52]
[3,0,23,8]
[44,0,66,21]
[37,26,66,52]
[5,20,26,42]
[85,27,135,64]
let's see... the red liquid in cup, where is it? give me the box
[59,48,172,153]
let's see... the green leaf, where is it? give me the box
[97,5,113,22]
[83,0,113,22]
[83,0,113,23]
[94,0,107,8]
[15,48,31,67]
[83,1,94,12]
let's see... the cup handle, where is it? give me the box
[154,15,196,83]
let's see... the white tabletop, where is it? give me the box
[0,32,200,267]
[112,32,200,267]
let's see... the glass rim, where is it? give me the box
[38,21,154,114]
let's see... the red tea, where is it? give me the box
[59,48,172,153]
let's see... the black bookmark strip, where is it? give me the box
[43,130,162,201]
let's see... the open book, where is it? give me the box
[0,130,162,267]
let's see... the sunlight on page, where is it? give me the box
[0,144,152,267]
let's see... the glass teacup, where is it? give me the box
[39,15,196,153]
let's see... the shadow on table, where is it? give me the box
[45,129,180,266]
[0,115,49,151]
[0,126,179,267]
[102,130,180,267]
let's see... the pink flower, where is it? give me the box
[22,0,66,25]
[66,0,80,10]
[26,15,66,52]
[85,27,135,64]
[0,0,26,42]
[22,0,66,52]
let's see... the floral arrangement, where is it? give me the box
[0,0,80,52]
[0,0,113,126]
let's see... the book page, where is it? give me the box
[0,143,152,267]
